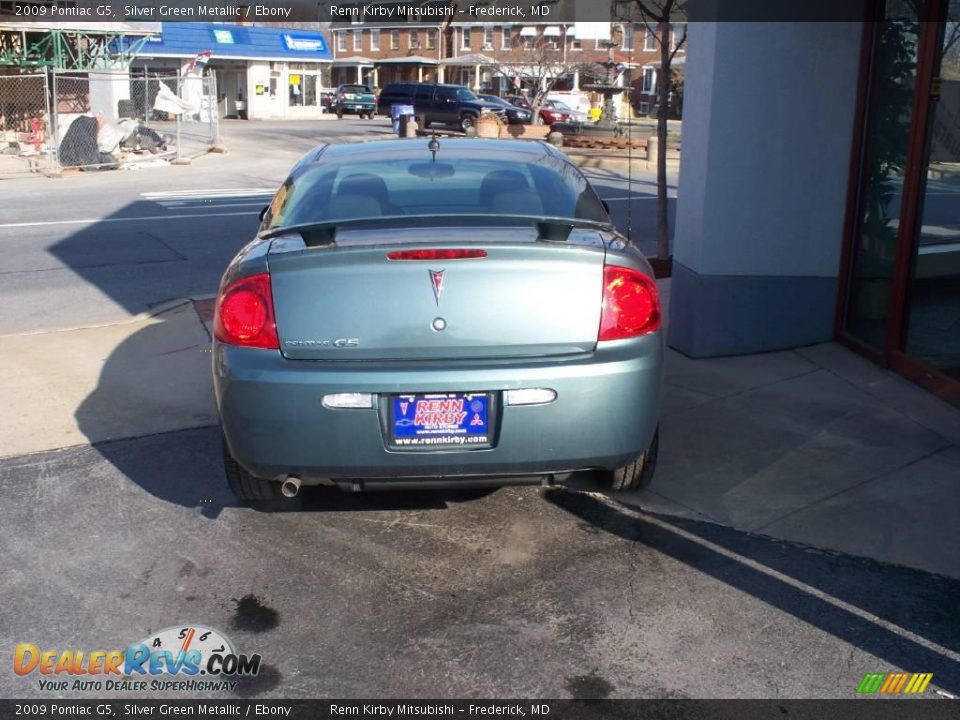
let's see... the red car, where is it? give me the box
[504,95,571,124]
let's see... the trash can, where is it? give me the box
[391,104,414,135]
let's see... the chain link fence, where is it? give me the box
[0,69,218,177]
[0,73,55,177]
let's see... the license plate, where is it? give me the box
[390,393,491,449]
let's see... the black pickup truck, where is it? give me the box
[376,83,505,131]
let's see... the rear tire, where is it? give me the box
[602,428,659,492]
[222,433,283,502]
[460,114,476,132]
[417,114,430,129]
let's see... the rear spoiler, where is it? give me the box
[264,217,604,248]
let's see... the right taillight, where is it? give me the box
[214,273,279,349]
[598,265,661,341]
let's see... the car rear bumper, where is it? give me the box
[214,335,662,482]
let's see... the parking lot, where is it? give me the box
[1,118,958,700]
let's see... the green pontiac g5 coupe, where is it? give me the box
[213,139,663,501]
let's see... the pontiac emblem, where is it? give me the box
[429,269,445,305]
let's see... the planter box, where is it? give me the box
[500,124,551,140]
[476,119,500,138]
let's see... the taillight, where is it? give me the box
[214,273,279,349]
[387,249,487,260]
[598,265,660,340]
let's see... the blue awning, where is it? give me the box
[128,22,331,62]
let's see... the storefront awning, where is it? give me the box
[128,22,332,62]
[519,26,538,37]
[541,26,563,37]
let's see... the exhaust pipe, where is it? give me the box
[281,476,301,498]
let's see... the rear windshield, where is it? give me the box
[264,152,608,229]
[340,85,370,93]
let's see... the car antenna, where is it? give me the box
[428,132,440,162]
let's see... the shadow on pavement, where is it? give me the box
[75,316,499,518]
[544,487,960,696]
[45,198,260,319]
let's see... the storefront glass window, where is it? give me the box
[903,4,960,379]
[843,4,920,348]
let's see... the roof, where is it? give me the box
[375,55,440,65]
[441,53,496,65]
[128,22,332,62]
[332,56,376,66]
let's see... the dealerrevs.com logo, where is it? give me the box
[14,624,261,693]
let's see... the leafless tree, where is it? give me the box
[488,31,591,124]
[629,0,687,262]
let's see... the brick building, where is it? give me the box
[330,14,685,117]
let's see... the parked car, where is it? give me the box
[334,84,376,119]
[478,94,532,124]
[543,99,590,124]
[215,138,663,501]
[320,90,336,110]
[376,83,506,131]
[504,95,532,110]
[503,96,575,125]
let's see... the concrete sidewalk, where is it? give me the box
[2,283,957,579]
[622,281,960,579]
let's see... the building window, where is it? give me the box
[410,30,420,49]
[642,67,655,93]
[484,26,494,49]
[391,30,400,49]
[336,32,347,52]
[352,30,362,51]
[571,35,581,51]
[462,27,471,50]
[370,29,380,51]
[644,27,656,51]
[671,23,686,51]
[289,73,319,107]
[426,30,436,49]
[622,24,633,50]
[502,26,511,49]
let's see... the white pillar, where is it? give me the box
[572,69,579,91]
[417,66,423,82]
[356,65,362,83]
[438,66,445,83]
[474,63,481,90]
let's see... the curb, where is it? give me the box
[564,152,680,173]
[0,294,217,339]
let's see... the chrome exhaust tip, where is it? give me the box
[281,476,301,498]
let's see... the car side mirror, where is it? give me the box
[259,205,269,222]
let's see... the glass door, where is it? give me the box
[901,3,960,383]
[839,0,960,406]
[842,6,921,350]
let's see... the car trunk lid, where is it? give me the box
[267,226,604,361]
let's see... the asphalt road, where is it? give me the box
[3,119,956,701]
[2,428,958,699]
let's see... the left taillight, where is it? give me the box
[214,272,279,349]
[598,265,661,341]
